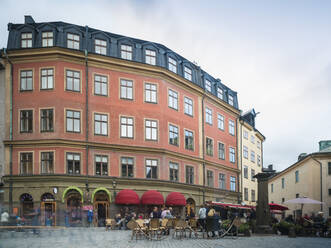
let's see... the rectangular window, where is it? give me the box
[169,124,179,146]
[168,89,178,110]
[145,119,158,141]
[40,109,53,132]
[184,66,192,81]
[66,110,80,133]
[328,188,331,196]
[169,162,179,182]
[251,169,255,181]
[271,184,274,193]
[21,33,32,48]
[145,49,156,65]
[329,207,331,217]
[257,155,261,166]
[20,110,33,133]
[145,83,157,103]
[257,140,261,149]
[120,116,134,138]
[120,79,133,100]
[295,170,299,183]
[229,147,235,163]
[186,166,194,184]
[66,153,80,174]
[230,176,236,191]
[66,70,80,92]
[219,173,226,190]
[20,152,33,175]
[94,74,108,96]
[243,146,248,159]
[95,155,108,176]
[185,130,194,151]
[251,135,255,144]
[168,57,177,73]
[146,159,158,179]
[244,188,248,201]
[41,152,54,174]
[244,166,248,179]
[67,33,80,50]
[251,190,256,202]
[229,120,235,135]
[328,162,331,175]
[94,113,108,136]
[184,97,193,116]
[205,79,211,92]
[251,151,255,163]
[121,157,134,177]
[205,107,212,125]
[243,130,248,139]
[217,87,223,99]
[42,32,53,47]
[121,44,132,60]
[206,137,213,156]
[95,39,107,55]
[217,114,224,130]
[228,95,234,106]
[282,178,285,189]
[218,142,225,160]
[207,170,214,187]
[40,68,54,90]
[20,70,33,91]
[296,193,299,198]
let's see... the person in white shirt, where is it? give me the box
[198,204,207,231]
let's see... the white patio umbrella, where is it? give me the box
[284,197,324,215]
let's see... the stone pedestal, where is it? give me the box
[254,170,275,234]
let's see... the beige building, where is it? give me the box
[239,109,265,206]
[268,140,331,218]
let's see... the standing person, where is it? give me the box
[87,209,93,227]
[206,206,216,237]
[150,206,159,219]
[198,204,207,231]
[32,207,40,235]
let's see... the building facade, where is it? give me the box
[238,109,265,206]
[0,59,5,204]
[268,141,331,218]
[0,16,241,226]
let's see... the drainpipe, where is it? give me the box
[239,119,242,204]
[84,26,89,201]
[4,48,13,214]
[201,94,205,203]
[312,157,323,211]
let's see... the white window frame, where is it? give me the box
[205,79,211,92]
[120,79,133,100]
[184,66,192,81]
[144,83,157,103]
[168,57,177,73]
[229,120,235,135]
[145,119,158,141]
[42,32,53,47]
[168,89,178,110]
[145,49,156,65]
[94,113,108,136]
[120,116,134,138]
[184,97,193,116]
[67,33,80,50]
[121,44,132,60]
[95,39,107,55]
[205,107,212,125]
[217,114,224,130]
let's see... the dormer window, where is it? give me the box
[21,33,32,48]
[168,57,177,73]
[67,33,80,50]
[42,32,53,47]
[228,94,234,106]
[217,87,223,99]
[205,79,211,92]
[121,44,132,60]
[145,49,156,65]
[95,39,107,55]
[184,66,192,81]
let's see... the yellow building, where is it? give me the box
[268,140,331,218]
[238,109,265,206]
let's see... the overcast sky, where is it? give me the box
[1,0,330,171]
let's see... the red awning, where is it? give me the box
[115,189,140,205]
[141,190,164,205]
[209,201,252,210]
[165,192,186,206]
[269,203,289,211]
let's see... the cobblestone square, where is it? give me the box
[0,228,330,248]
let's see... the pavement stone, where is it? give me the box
[0,228,330,248]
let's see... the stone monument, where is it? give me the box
[253,164,276,234]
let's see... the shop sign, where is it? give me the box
[82,205,93,211]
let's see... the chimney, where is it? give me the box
[24,15,35,24]
[268,164,273,171]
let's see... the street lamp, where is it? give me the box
[112,180,117,198]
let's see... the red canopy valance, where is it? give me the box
[165,192,186,206]
[141,190,164,205]
[115,189,140,205]
[269,203,289,211]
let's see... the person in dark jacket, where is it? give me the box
[206,206,216,237]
